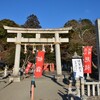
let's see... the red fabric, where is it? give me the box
[83,46,92,73]
[43,63,49,71]
[25,62,33,74]
[34,51,45,78]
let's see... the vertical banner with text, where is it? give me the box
[34,51,45,78]
[83,46,92,74]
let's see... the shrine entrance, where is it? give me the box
[4,26,72,80]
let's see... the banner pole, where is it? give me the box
[86,73,90,80]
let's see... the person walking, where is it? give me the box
[25,61,36,100]
[30,63,36,100]
[30,77,36,100]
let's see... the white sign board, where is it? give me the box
[72,59,83,78]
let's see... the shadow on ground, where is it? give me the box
[43,74,81,100]
[58,89,81,100]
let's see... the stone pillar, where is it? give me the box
[36,33,40,38]
[81,78,85,97]
[13,33,21,77]
[68,80,72,94]
[55,33,62,75]
[76,79,80,97]
[3,65,8,77]
[96,19,100,81]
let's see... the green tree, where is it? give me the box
[0,19,19,68]
[19,14,42,66]
[22,14,41,28]
[0,19,19,37]
[63,19,96,60]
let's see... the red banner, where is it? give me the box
[83,46,92,73]
[25,62,33,74]
[34,51,45,78]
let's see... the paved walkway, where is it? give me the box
[0,74,69,100]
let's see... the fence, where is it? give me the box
[68,78,100,99]
[81,78,100,97]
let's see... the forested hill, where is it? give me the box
[0,14,96,69]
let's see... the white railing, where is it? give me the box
[81,78,100,97]
[68,78,100,99]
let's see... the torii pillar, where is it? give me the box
[13,33,22,77]
[55,33,62,75]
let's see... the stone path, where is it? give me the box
[0,75,69,100]
[0,74,100,100]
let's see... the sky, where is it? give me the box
[0,0,100,28]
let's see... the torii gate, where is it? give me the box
[4,26,72,80]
